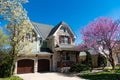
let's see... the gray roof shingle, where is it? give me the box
[32,22,53,40]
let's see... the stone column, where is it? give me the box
[14,60,17,74]
[60,52,62,68]
[60,52,63,72]
[50,55,53,71]
[34,57,38,73]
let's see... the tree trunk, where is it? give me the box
[10,41,16,76]
[10,26,16,76]
[108,49,115,70]
[10,48,15,76]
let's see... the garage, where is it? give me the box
[38,59,50,72]
[17,59,34,74]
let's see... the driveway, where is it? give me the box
[17,72,85,80]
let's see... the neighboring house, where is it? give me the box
[14,21,80,74]
[113,50,120,66]
[78,50,120,68]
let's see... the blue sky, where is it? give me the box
[1,0,120,44]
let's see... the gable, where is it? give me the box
[48,21,76,38]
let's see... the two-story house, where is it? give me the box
[14,21,80,74]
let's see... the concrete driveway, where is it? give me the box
[17,72,85,80]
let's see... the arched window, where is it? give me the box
[60,26,67,32]
[63,27,67,32]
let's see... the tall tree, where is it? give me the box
[0,0,32,75]
[80,17,120,69]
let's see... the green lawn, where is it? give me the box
[0,76,22,80]
[79,69,120,80]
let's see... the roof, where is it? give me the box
[32,22,53,40]
[32,21,76,39]
[48,21,62,37]
[18,52,53,57]
[55,44,79,51]
[48,21,76,38]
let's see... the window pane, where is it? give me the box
[26,33,30,40]
[60,36,69,44]
[39,37,42,45]
[62,52,70,61]
[63,27,67,32]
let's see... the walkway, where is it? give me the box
[17,72,86,80]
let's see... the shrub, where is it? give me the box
[0,50,12,78]
[70,63,90,72]
[98,54,107,67]
[85,52,93,68]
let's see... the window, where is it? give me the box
[60,36,70,44]
[63,27,67,32]
[60,26,67,32]
[26,33,31,40]
[62,52,70,61]
[116,53,120,63]
[39,37,42,45]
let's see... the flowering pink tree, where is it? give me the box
[80,17,120,69]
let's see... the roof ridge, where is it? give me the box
[32,22,54,27]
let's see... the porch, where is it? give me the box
[56,51,80,72]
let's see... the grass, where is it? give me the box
[0,76,23,80]
[79,69,120,80]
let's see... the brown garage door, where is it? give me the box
[17,59,34,74]
[38,59,50,72]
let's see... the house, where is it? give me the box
[14,21,80,74]
[113,49,120,66]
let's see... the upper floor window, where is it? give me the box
[39,37,43,45]
[26,33,31,40]
[59,36,70,44]
[63,27,67,32]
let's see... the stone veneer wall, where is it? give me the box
[52,51,77,72]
